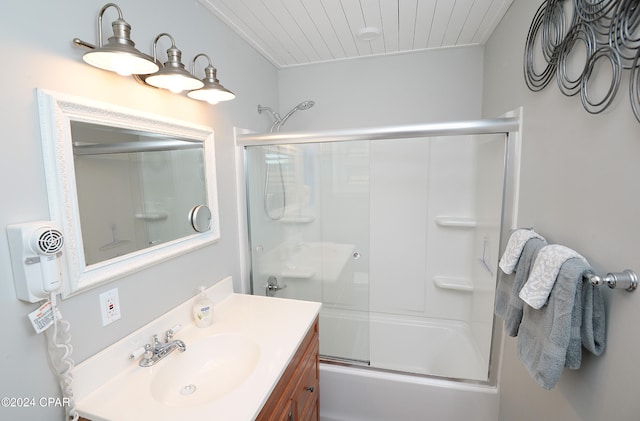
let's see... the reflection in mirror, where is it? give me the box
[71,121,208,265]
[37,89,220,296]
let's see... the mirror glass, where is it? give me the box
[71,121,209,265]
[38,90,220,295]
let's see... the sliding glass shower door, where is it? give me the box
[242,120,518,382]
[245,142,371,363]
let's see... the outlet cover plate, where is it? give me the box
[99,288,121,326]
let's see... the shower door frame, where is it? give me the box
[236,109,522,387]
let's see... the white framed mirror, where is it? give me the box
[37,89,220,296]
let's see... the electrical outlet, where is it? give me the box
[99,288,121,326]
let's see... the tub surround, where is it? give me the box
[319,363,499,420]
[73,277,321,421]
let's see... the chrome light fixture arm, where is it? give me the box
[73,38,96,50]
[96,3,125,49]
[152,33,177,67]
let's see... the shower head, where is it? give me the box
[275,100,315,132]
[295,100,315,110]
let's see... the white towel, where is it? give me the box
[519,245,588,309]
[499,229,546,274]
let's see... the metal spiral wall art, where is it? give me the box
[525,0,640,122]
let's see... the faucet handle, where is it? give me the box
[165,323,182,342]
[129,346,146,360]
[152,334,161,348]
[136,344,154,367]
[143,343,153,359]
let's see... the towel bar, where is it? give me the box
[584,270,638,292]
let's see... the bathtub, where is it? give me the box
[318,363,499,421]
[318,309,499,420]
[319,309,491,380]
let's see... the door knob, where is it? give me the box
[265,275,287,296]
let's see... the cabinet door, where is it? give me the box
[294,337,319,420]
[303,401,319,421]
[274,399,294,421]
[297,379,319,421]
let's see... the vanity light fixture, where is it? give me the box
[73,3,159,76]
[73,3,234,105]
[187,54,236,104]
[144,33,204,94]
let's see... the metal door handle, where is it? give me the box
[265,275,287,296]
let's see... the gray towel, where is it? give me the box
[495,237,547,336]
[580,278,606,357]
[517,257,606,389]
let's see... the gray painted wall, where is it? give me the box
[277,46,485,131]
[0,1,277,419]
[483,1,640,420]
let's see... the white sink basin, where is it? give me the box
[150,333,260,407]
[73,277,322,421]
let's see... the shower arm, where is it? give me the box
[273,107,299,132]
[257,105,283,132]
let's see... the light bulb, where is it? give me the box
[111,56,133,76]
[168,84,184,94]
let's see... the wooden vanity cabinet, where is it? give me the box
[256,317,319,421]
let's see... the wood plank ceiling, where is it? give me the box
[199,0,514,68]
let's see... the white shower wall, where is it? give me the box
[316,135,503,373]
[369,137,476,319]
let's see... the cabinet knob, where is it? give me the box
[304,386,314,393]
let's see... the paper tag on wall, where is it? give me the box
[28,300,55,334]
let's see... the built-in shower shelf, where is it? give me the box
[433,276,474,292]
[435,216,477,228]
[134,211,169,221]
[279,215,315,224]
[281,269,315,279]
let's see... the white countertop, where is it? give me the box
[74,277,321,421]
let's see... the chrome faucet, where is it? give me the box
[139,328,186,367]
